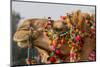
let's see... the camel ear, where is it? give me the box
[13,30,30,42]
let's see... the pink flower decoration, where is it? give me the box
[60,16,66,20]
[75,35,81,42]
[50,45,56,51]
[55,49,61,55]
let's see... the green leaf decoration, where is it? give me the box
[50,52,54,57]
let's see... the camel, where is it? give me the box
[13,10,96,64]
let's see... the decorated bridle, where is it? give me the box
[27,23,35,65]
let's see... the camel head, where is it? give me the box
[13,18,49,48]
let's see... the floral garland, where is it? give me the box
[26,12,96,64]
[45,12,95,63]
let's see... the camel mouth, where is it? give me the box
[17,40,29,48]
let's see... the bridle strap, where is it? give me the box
[27,23,34,64]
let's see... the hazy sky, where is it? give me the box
[12,1,95,20]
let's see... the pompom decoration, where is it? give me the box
[75,35,81,42]
[50,45,56,51]
[55,49,61,55]
[49,56,56,63]
[60,16,66,20]
[60,38,66,45]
